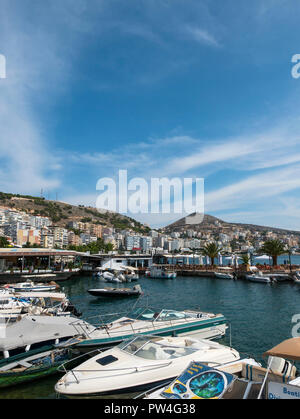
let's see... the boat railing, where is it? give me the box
[62,360,174,385]
[57,348,106,383]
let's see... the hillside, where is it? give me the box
[163,212,300,236]
[0,192,150,233]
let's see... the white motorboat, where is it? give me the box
[149,266,177,279]
[0,315,95,360]
[215,272,234,280]
[245,272,273,284]
[65,307,228,351]
[55,335,240,396]
[0,295,31,320]
[7,281,59,292]
[292,271,300,283]
[14,292,82,318]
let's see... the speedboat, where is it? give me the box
[149,266,177,279]
[15,292,82,318]
[245,273,273,284]
[64,307,228,352]
[0,315,95,360]
[88,285,143,298]
[55,335,240,397]
[215,272,234,280]
[0,294,31,320]
[6,281,59,292]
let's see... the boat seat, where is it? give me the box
[242,364,296,383]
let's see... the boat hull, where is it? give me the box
[0,348,76,389]
[74,317,228,351]
[88,289,141,298]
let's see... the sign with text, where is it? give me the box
[268,382,300,399]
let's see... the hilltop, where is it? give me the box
[163,212,300,236]
[0,192,150,234]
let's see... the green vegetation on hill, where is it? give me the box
[0,191,149,234]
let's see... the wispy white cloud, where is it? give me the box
[184,25,220,47]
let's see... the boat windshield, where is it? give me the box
[119,336,197,360]
[128,308,192,322]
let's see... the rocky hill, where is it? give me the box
[163,212,300,236]
[0,192,150,233]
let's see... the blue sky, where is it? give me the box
[1,0,300,229]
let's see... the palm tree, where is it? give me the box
[260,239,286,266]
[202,242,223,266]
[241,254,250,265]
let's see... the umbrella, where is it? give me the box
[255,255,270,260]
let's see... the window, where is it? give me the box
[96,355,118,366]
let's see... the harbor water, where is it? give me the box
[2,272,300,399]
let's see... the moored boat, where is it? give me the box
[245,273,273,284]
[149,266,177,279]
[215,272,234,280]
[0,315,95,360]
[63,307,228,351]
[142,358,262,399]
[55,335,239,397]
[5,280,59,292]
[0,346,76,389]
[88,285,143,298]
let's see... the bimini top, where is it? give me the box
[263,338,300,361]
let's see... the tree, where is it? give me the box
[202,242,223,266]
[241,254,250,265]
[260,239,286,266]
[0,236,9,248]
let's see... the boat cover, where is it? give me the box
[0,315,94,351]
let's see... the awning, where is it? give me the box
[263,338,300,361]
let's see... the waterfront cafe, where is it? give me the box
[0,248,80,273]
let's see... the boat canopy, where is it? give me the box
[263,338,300,361]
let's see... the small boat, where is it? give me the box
[101,271,122,283]
[267,274,291,282]
[7,281,59,292]
[245,273,273,284]
[14,292,82,318]
[149,266,177,279]
[215,272,234,280]
[62,307,228,351]
[0,315,95,360]
[0,295,31,320]
[142,358,263,399]
[55,335,239,397]
[292,271,300,283]
[0,346,76,389]
[88,285,143,298]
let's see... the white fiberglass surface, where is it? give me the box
[119,336,197,361]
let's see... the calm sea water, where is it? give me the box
[2,273,300,399]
